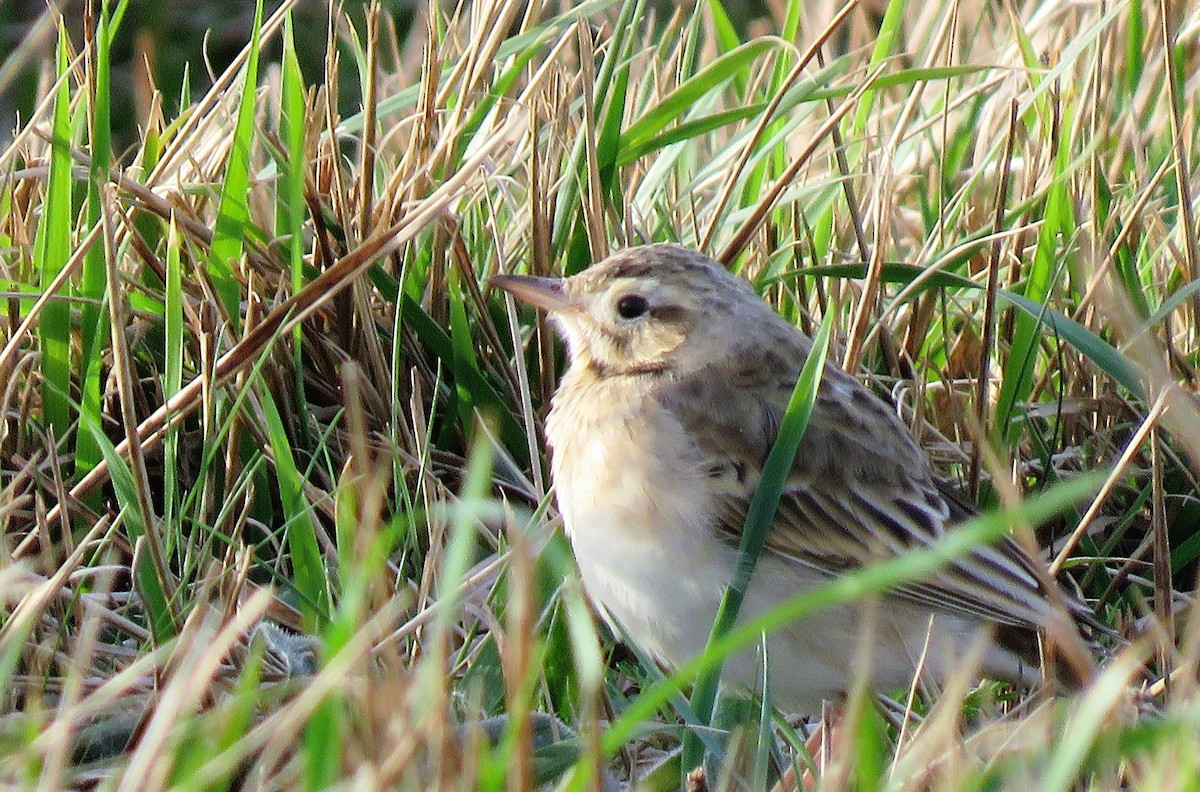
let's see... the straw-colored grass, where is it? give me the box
[1,0,1198,788]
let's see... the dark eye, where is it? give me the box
[616,294,649,319]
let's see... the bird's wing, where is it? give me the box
[654,343,1080,634]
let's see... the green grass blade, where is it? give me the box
[82,410,176,642]
[617,58,859,167]
[704,0,742,54]
[260,387,329,628]
[163,219,184,544]
[33,26,75,441]
[685,309,834,769]
[281,12,310,448]
[448,267,481,432]
[850,0,905,135]
[618,103,767,165]
[595,26,633,207]
[77,0,114,481]
[302,699,343,791]
[1137,275,1200,336]
[808,64,988,102]
[1123,0,1145,101]
[618,39,775,154]
[994,105,1077,448]
[552,0,643,268]
[206,0,264,329]
[998,291,1142,397]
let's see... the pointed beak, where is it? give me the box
[489,274,575,313]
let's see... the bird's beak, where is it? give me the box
[489,274,575,313]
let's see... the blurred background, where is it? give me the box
[2,0,812,149]
[1,0,417,146]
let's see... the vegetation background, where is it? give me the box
[1,0,1198,789]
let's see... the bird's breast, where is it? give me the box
[545,377,734,664]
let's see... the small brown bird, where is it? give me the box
[492,243,1097,714]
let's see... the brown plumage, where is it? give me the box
[493,243,1099,713]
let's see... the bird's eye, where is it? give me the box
[615,294,649,319]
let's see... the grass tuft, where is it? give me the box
[1,0,1198,788]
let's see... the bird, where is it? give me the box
[491,243,1099,715]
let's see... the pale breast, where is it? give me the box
[545,373,736,666]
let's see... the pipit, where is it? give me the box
[492,244,1097,714]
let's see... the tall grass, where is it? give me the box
[0,0,1197,788]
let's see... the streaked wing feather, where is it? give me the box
[656,339,1073,635]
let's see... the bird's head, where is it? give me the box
[491,244,771,377]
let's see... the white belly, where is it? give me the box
[550,399,733,667]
